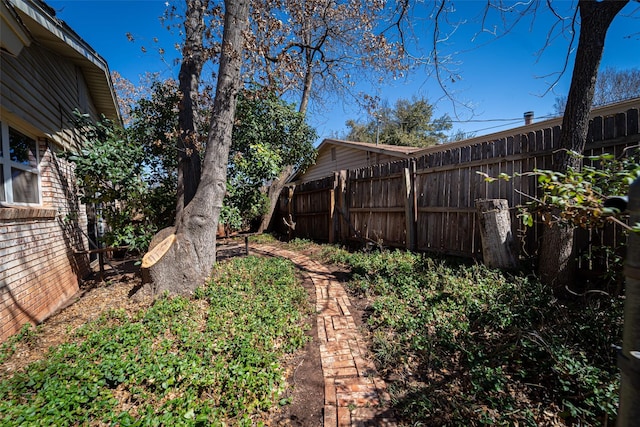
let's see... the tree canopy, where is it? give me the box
[157,0,416,116]
[226,89,317,230]
[345,97,452,147]
[247,0,413,113]
[113,74,316,233]
[553,66,640,115]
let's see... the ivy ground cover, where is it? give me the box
[0,256,310,426]
[317,245,621,426]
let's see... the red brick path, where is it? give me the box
[253,246,396,426]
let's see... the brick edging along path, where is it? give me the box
[252,245,396,427]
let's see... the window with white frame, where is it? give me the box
[0,121,41,204]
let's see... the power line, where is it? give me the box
[449,113,559,124]
[450,113,561,136]
[465,121,524,135]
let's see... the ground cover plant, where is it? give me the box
[0,256,309,426]
[319,246,622,426]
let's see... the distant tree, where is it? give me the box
[596,66,640,105]
[345,97,452,147]
[552,95,567,117]
[344,119,378,144]
[111,71,142,127]
[448,129,474,142]
[553,66,640,114]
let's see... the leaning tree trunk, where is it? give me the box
[146,0,250,295]
[175,0,207,222]
[258,164,294,233]
[538,0,628,295]
[257,61,313,233]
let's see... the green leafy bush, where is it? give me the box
[520,150,640,230]
[319,247,622,425]
[479,149,640,291]
[63,110,156,252]
[226,90,317,231]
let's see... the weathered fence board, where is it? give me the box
[277,102,640,263]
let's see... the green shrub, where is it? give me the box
[249,233,277,244]
[287,238,315,250]
[319,247,622,425]
[63,111,157,253]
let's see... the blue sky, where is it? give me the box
[48,0,640,141]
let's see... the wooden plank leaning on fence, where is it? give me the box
[404,161,417,251]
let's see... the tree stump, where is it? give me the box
[475,199,518,269]
[141,232,176,285]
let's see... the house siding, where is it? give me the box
[300,145,404,183]
[1,38,95,341]
[0,140,90,342]
[0,39,97,150]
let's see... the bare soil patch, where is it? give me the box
[269,267,324,427]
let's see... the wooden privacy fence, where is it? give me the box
[276,102,640,261]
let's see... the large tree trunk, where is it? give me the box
[147,0,250,295]
[175,0,207,222]
[538,0,628,294]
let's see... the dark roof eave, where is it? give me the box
[9,0,121,123]
[320,138,423,158]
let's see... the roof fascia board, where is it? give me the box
[321,138,416,158]
[9,0,108,71]
[1,0,31,55]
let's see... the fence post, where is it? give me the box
[403,160,417,251]
[286,185,295,241]
[338,170,349,243]
[475,199,518,269]
[329,172,338,244]
[618,178,640,426]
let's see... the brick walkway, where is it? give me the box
[253,246,396,427]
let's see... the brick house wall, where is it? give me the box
[1,0,120,342]
[0,140,90,342]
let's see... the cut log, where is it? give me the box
[141,233,176,283]
[475,199,518,269]
[147,227,175,252]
